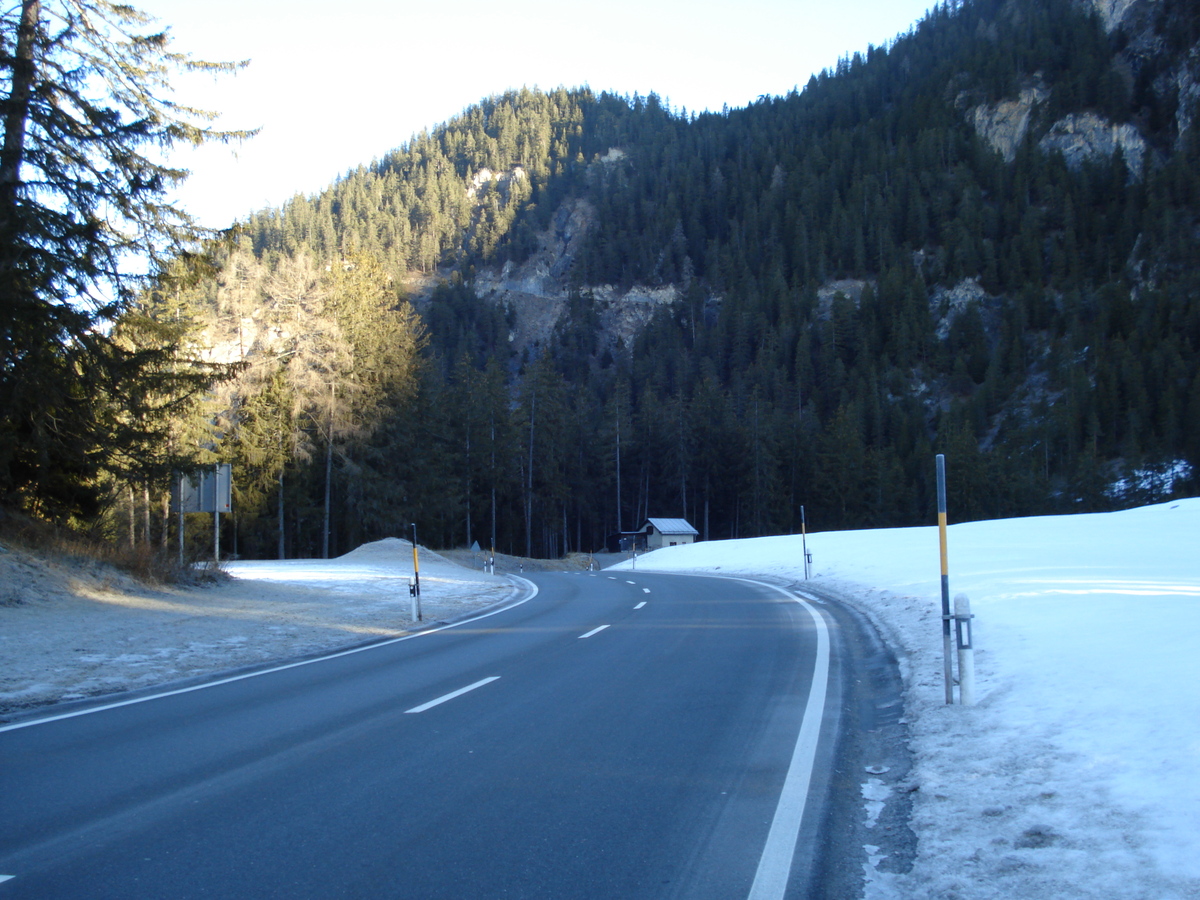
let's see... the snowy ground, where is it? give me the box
[0,538,520,713]
[3,504,1198,899]
[610,498,1200,900]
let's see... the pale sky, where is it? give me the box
[139,0,934,228]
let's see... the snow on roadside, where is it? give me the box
[0,537,518,714]
[611,499,1200,900]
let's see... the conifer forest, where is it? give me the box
[4,0,1200,559]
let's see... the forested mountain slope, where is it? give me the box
[150,0,1200,558]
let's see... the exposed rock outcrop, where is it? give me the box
[1038,112,1147,176]
[1176,50,1200,139]
[466,197,702,358]
[970,84,1050,163]
[1089,0,1144,33]
[816,279,873,317]
[931,277,991,341]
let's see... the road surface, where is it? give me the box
[0,571,910,898]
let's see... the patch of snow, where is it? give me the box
[863,778,891,828]
[612,498,1200,898]
[1107,459,1194,501]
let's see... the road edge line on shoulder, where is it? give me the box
[741,580,832,900]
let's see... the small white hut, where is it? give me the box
[640,518,699,550]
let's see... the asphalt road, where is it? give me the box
[0,570,898,899]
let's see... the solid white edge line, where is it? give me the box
[634,601,647,610]
[746,583,831,900]
[578,624,610,639]
[404,676,500,714]
[0,578,540,734]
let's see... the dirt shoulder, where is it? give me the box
[0,538,526,717]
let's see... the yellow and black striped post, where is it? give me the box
[801,505,810,580]
[411,522,422,622]
[936,454,954,704]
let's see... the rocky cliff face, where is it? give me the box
[1038,112,1148,175]
[969,83,1050,163]
[967,0,1199,175]
[1086,0,1200,149]
[405,160,715,360]
[1090,0,1145,33]
[967,87,1148,177]
[466,195,692,359]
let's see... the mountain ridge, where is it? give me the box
[149,0,1200,558]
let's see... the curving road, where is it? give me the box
[0,570,904,899]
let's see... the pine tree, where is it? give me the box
[0,0,249,519]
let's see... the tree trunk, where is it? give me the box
[277,434,286,559]
[142,484,152,545]
[0,0,39,222]
[127,483,136,548]
[525,392,535,559]
[465,429,472,548]
[323,434,333,559]
[615,399,622,533]
[160,488,169,550]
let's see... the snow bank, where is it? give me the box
[613,499,1200,899]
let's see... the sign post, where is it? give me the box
[176,464,231,564]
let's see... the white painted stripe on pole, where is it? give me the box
[746,585,831,900]
[578,624,610,639]
[634,601,647,610]
[0,579,539,734]
[404,677,500,714]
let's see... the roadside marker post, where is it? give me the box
[936,454,955,705]
[411,522,422,622]
[954,593,976,706]
[800,505,811,579]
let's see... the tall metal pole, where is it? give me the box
[411,522,422,622]
[936,454,954,705]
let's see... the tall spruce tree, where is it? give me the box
[0,0,249,519]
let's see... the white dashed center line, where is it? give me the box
[578,625,610,639]
[634,601,647,610]
[405,677,500,714]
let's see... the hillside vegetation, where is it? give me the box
[131,0,1200,558]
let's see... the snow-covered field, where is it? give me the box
[611,498,1200,900]
[3,502,1197,899]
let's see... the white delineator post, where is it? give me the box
[955,593,976,706]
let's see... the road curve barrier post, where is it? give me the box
[411,523,422,622]
[801,505,811,579]
[955,593,976,706]
[936,454,955,705]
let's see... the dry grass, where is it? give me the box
[0,508,223,587]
